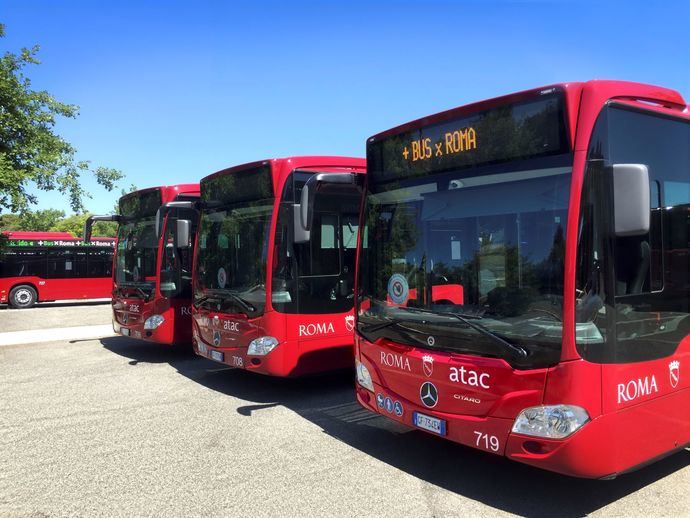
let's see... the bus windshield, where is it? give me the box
[194,201,272,316]
[115,217,158,296]
[115,188,163,298]
[359,92,572,367]
[194,164,275,317]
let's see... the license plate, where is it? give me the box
[210,350,224,363]
[413,412,446,436]
[198,342,207,355]
[120,328,130,336]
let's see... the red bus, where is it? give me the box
[192,157,366,376]
[85,184,200,344]
[0,231,114,308]
[354,80,690,478]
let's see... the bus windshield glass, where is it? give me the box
[194,164,274,316]
[115,189,162,297]
[359,91,572,367]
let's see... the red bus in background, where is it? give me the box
[355,80,690,478]
[0,231,114,308]
[85,184,200,345]
[192,156,366,376]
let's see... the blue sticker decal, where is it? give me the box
[385,397,394,413]
[387,273,409,305]
[394,401,403,417]
[376,393,385,409]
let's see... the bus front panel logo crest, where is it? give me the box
[213,330,221,347]
[422,355,434,377]
[669,361,680,388]
[420,381,439,408]
[345,315,355,332]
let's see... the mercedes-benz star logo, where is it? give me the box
[213,330,221,347]
[122,312,128,325]
[419,381,439,408]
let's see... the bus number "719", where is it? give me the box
[474,431,499,452]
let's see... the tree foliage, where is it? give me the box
[0,209,118,237]
[0,23,124,213]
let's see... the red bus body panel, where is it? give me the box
[192,156,366,376]
[111,184,199,345]
[0,232,115,304]
[355,80,690,478]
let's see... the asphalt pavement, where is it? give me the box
[1,304,690,517]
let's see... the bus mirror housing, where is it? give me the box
[612,164,650,237]
[175,219,191,248]
[83,214,120,242]
[296,173,362,243]
[293,204,310,243]
[155,201,197,239]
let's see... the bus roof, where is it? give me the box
[201,156,366,184]
[367,80,687,148]
[120,184,201,206]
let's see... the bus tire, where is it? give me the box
[9,285,37,309]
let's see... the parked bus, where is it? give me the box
[84,184,200,345]
[0,231,114,308]
[192,156,366,376]
[354,80,690,478]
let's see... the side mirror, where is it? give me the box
[298,172,362,237]
[176,219,191,248]
[83,214,120,242]
[612,164,650,237]
[293,204,310,244]
[155,201,197,239]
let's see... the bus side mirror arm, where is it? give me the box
[155,201,198,239]
[612,164,650,237]
[84,214,120,242]
[296,173,362,243]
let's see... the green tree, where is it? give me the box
[0,23,123,213]
[0,208,65,231]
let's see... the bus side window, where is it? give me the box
[607,105,690,362]
[47,250,74,279]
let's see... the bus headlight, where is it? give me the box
[247,336,279,356]
[512,405,589,439]
[144,315,165,330]
[356,359,374,391]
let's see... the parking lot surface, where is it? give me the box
[1,305,690,517]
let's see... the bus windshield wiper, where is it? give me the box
[205,289,256,314]
[119,283,152,301]
[400,306,529,359]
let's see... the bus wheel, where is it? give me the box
[9,285,37,309]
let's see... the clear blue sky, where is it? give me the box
[3,0,690,214]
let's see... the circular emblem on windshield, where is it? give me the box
[387,274,409,305]
[420,381,439,408]
[213,330,221,347]
[217,267,227,289]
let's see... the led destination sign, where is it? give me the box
[6,239,114,248]
[368,91,569,185]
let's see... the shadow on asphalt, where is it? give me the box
[100,335,690,517]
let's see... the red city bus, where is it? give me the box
[192,156,366,376]
[0,231,114,308]
[354,80,690,478]
[85,184,200,345]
